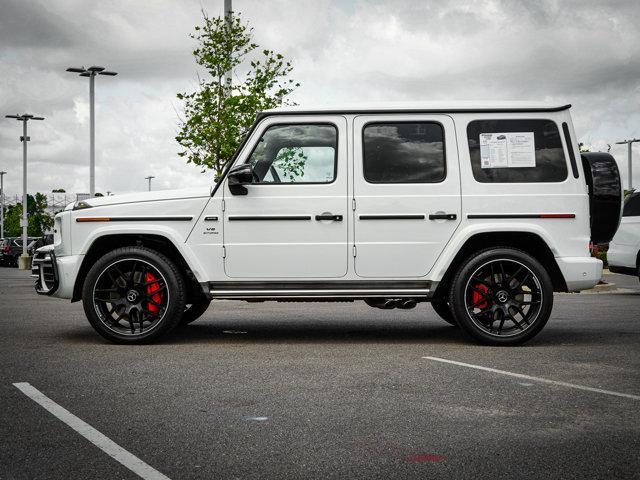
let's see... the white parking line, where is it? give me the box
[422,357,640,401]
[12,382,172,480]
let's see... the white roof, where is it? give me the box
[263,100,570,114]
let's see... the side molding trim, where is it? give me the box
[76,216,193,222]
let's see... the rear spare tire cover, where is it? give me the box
[581,152,622,244]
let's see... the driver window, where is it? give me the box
[248,124,337,183]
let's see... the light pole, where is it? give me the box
[615,138,640,191]
[224,0,232,93]
[145,176,155,191]
[66,66,117,197]
[5,114,45,269]
[0,171,6,239]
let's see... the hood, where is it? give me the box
[65,187,212,210]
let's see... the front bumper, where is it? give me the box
[32,248,59,295]
[32,247,83,299]
[556,256,603,292]
[607,242,638,270]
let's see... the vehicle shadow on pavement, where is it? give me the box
[59,318,631,347]
[168,321,472,345]
[59,320,474,346]
[166,321,637,347]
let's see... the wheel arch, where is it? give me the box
[72,233,204,302]
[433,231,567,299]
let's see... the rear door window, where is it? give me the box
[467,119,568,183]
[363,122,445,183]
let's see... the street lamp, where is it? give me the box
[66,65,118,197]
[615,139,640,191]
[145,176,155,191]
[224,0,232,93]
[5,113,45,269]
[0,171,6,239]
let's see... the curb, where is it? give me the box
[579,282,617,294]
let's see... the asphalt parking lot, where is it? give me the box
[1,268,639,480]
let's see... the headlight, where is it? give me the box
[53,211,71,256]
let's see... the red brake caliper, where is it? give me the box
[472,283,490,309]
[145,272,163,314]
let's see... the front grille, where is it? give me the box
[32,249,59,295]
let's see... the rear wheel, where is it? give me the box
[449,248,553,346]
[82,246,186,344]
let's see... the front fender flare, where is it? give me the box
[75,225,208,283]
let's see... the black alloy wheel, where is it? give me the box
[82,246,186,343]
[449,248,553,346]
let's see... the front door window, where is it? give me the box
[248,124,337,184]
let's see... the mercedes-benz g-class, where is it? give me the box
[33,102,622,345]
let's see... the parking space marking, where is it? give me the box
[12,382,172,480]
[423,357,640,401]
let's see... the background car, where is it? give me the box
[1,236,41,267]
[608,191,640,281]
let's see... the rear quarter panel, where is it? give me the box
[430,110,590,282]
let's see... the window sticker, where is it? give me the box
[480,132,535,168]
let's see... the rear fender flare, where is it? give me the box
[429,223,559,283]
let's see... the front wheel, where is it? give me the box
[82,246,186,344]
[448,248,553,346]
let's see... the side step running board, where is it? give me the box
[208,281,434,300]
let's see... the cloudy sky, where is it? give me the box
[1,0,640,196]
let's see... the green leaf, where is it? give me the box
[175,10,300,172]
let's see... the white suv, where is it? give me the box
[32,102,622,346]
[608,192,640,280]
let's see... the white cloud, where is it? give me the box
[1,0,640,197]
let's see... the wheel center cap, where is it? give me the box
[496,290,509,303]
[126,290,139,303]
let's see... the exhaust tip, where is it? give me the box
[397,299,417,309]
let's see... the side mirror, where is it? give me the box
[227,163,254,195]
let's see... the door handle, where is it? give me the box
[315,214,343,221]
[428,213,457,220]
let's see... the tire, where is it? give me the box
[430,299,457,326]
[180,298,212,325]
[82,246,186,344]
[581,152,622,244]
[448,247,553,346]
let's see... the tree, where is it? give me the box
[52,188,66,193]
[3,193,53,237]
[176,10,300,177]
